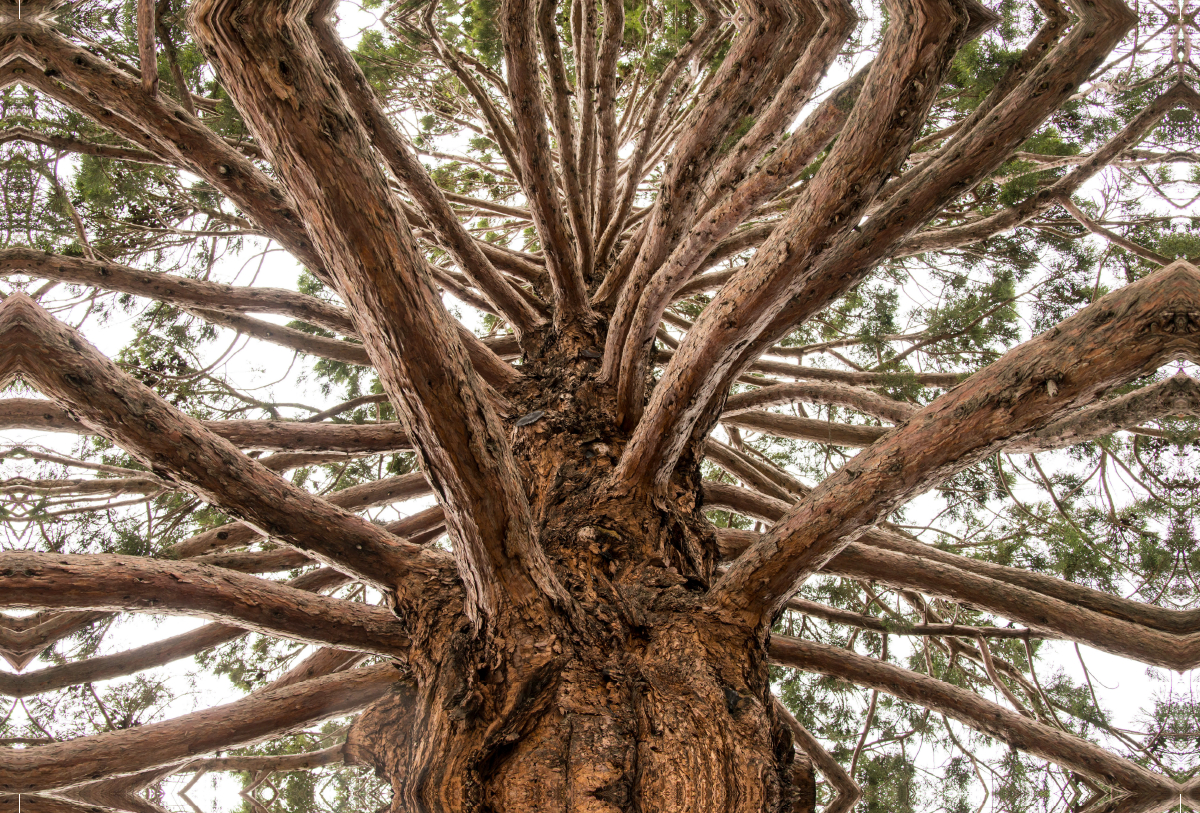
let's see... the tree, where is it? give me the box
[0,0,1198,807]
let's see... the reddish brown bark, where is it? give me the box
[709,261,1200,629]
[0,664,399,794]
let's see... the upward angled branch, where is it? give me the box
[613,0,972,492]
[498,0,591,321]
[189,0,568,625]
[708,261,1200,629]
[0,294,447,595]
[310,18,546,340]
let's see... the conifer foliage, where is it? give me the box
[0,0,1198,809]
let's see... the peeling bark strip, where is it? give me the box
[710,261,1200,627]
[189,0,566,624]
[0,294,448,593]
[0,553,409,656]
[0,664,400,794]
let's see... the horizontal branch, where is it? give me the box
[0,663,400,794]
[0,399,412,453]
[769,635,1174,800]
[0,294,449,593]
[0,568,347,698]
[0,552,409,656]
[0,249,355,334]
[1005,372,1200,453]
[722,411,888,447]
[170,471,432,558]
[703,481,1200,668]
[182,744,347,773]
[709,261,1200,627]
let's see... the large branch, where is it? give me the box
[170,472,433,558]
[708,261,1200,628]
[718,0,1138,405]
[0,663,399,794]
[897,83,1198,257]
[189,0,567,623]
[601,0,810,384]
[769,636,1176,806]
[0,568,347,698]
[703,471,1200,668]
[0,294,447,594]
[613,0,972,489]
[722,410,888,447]
[1006,371,1200,453]
[722,381,917,423]
[0,553,409,656]
[310,16,546,339]
[497,0,590,320]
[0,398,413,453]
[0,250,522,390]
[0,248,353,333]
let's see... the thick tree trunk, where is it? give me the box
[347,354,802,812]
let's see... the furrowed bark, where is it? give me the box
[615,0,972,490]
[0,663,400,794]
[136,0,158,95]
[0,294,447,593]
[709,261,1200,628]
[0,553,409,656]
[189,0,567,624]
[769,636,1176,802]
[498,0,590,321]
[0,569,347,698]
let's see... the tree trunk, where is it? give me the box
[347,352,802,812]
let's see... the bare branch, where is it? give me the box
[709,261,1200,628]
[0,294,448,593]
[769,635,1175,802]
[190,0,567,623]
[0,663,400,794]
[0,553,409,656]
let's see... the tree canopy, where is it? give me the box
[1,0,1199,809]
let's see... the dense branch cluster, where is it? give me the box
[0,0,1198,808]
